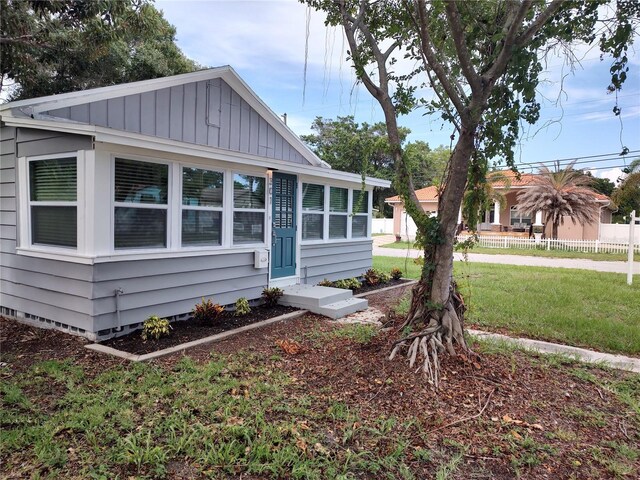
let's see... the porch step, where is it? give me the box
[314,297,369,320]
[280,285,368,319]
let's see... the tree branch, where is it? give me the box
[516,0,566,47]
[414,0,469,123]
[444,1,482,94]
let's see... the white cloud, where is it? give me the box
[591,167,624,185]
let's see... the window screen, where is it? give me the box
[114,159,168,249]
[29,158,77,248]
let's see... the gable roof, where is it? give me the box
[0,66,330,169]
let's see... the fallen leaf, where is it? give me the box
[296,438,307,452]
[227,417,244,426]
[314,442,330,455]
[275,339,302,355]
[511,430,522,440]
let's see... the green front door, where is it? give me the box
[271,173,297,279]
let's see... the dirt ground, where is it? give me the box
[1,284,639,479]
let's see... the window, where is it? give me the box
[510,206,531,226]
[351,190,369,238]
[114,158,168,249]
[233,174,265,244]
[29,157,77,248]
[329,187,348,239]
[181,167,223,246]
[302,183,324,240]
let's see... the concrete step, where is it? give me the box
[280,285,353,309]
[314,297,369,319]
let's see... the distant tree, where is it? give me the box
[404,143,449,189]
[1,0,199,100]
[517,163,600,239]
[585,172,615,197]
[302,116,446,216]
[612,158,640,223]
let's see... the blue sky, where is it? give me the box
[157,0,640,183]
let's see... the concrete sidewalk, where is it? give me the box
[373,235,640,274]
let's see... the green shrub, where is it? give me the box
[234,297,251,316]
[192,297,224,323]
[378,270,391,284]
[335,277,362,291]
[390,267,403,280]
[317,279,334,287]
[262,287,284,307]
[141,315,171,341]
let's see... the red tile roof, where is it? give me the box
[385,185,439,203]
[385,170,611,203]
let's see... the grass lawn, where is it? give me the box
[379,241,638,262]
[373,256,640,355]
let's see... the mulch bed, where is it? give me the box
[100,280,414,356]
[101,304,299,355]
[353,277,412,295]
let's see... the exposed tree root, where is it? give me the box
[390,280,475,387]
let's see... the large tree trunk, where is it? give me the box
[390,128,477,386]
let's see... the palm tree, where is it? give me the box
[517,162,600,239]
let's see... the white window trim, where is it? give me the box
[17,151,84,254]
[232,171,267,247]
[179,164,225,249]
[111,155,172,252]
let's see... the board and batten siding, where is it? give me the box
[300,240,373,285]
[0,127,97,334]
[44,79,309,164]
[90,253,268,335]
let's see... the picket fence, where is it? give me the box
[456,235,640,254]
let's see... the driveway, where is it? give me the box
[373,235,640,274]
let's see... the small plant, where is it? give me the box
[192,297,224,323]
[334,278,361,290]
[262,287,284,307]
[390,267,403,280]
[234,297,251,316]
[378,270,391,284]
[363,268,380,286]
[141,315,171,341]
[317,279,334,287]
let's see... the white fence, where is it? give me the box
[372,218,394,234]
[600,223,640,244]
[456,235,640,254]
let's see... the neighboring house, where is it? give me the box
[385,170,612,240]
[0,66,390,340]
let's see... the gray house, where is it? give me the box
[0,67,390,340]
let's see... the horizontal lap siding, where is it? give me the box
[1,127,95,331]
[300,241,373,285]
[44,79,309,164]
[91,252,269,330]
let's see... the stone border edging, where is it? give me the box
[468,329,640,373]
[85,310,308,362]
[354,279,418,298]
